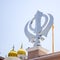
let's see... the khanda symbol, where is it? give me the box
[24,11,54,46]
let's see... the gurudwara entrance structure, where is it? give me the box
[0,11,60,60]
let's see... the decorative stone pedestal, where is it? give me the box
[27,46,48,59]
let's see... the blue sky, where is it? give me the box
[0,0,60,57]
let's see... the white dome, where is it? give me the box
[4,57,20,60]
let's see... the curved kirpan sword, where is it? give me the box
[24,11,54,43]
